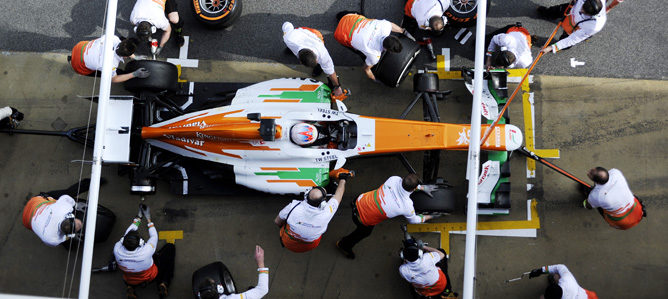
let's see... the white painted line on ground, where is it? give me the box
[460,31,473,44]
[528,92,536,178]
[527,183,533,191]
[450,229,537,237]
[180,82,194,110]
[442,48,450,71]
[179,36,190,59]
[454,28,467,40]
[167,36,199,68]
[527,199,532,221]
[508,75,534,84]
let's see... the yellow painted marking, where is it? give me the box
[159,230,183,244]
[534,149,560,158]
[176,65,187,83]
[408,200,540,253]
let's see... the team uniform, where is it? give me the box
[487,26,533,68]
[282,22,336,76]
[219,268,269,299]
[70,35,123,76]
[278,198,340,252]
[587,169,644,230]
[553,0,607,51]
[404,0,449,30]
[543,264,598,299]
[22,194,76,247]
[334,14,393,66]
[114,219,159,285]
[130,0,173,31]
[399,252,449,297]
[338,176,427,251]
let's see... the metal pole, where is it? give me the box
[463,1,487,298]
[78,0,119,297]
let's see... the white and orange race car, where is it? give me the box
[112,61,523,200]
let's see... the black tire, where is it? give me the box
[413,73,439,92]
[411,186,456,214]
[192,262,237,298]
[373,35,421,88]
[124,60,178,92]
[191,0,243,29]
[62,203,117,249]
[445,0,490,28]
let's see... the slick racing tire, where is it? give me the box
[445,0,489,28]
[62,203,117,249]
[413,73,439,92]
[191,0,243,29]
[411,186,456,214]
[124,60,178,92]
[373,35,421,88]
[192,262,237,297]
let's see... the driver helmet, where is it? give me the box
[290,123,318,146]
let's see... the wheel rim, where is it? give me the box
[199,0,231,14]
[396,50,421,87]
[222,271,236,294]
[451,0,478,14]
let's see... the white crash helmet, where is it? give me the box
[291,123,318,146]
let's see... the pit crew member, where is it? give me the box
[537,0,606,54]
[485,23,533,69]
[584,167,645,230]
[0,106,24,129]
[404,0,449,32]
[274,171,350,253]
[114,204,175,298]
[334,12,406,81]
[130,0,185,54]
[195,245,269,299]
[69,35,149,83]
[21,179,90,246]
[399,243,454,298]
[528,264,598,299]
[336,174,438,259]
[282,22,349,99]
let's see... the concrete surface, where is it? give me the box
[0,52,666,298]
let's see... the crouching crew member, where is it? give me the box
[69,35,149,83]
[538,0,606,54]
[336,174,438,259]
[130,0,185,55]
[114,204,175,299]
[529,264,598,299]
[22,179,90,246]
[400,244,453,298]
[195,245,269,299]
[585,167,645,230]
[334,12,406,81]
[404,0,448,32]
[274,172,350,253]
[282,22,350,100]
[486,23,533,69]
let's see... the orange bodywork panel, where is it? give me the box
[361,117,509,155]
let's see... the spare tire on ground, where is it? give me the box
[124,60,178,92]
[445,0,489,28]
[372,34,421,88]
[411,185,456,214]
[192,262,237,298]
[191,0,243,29]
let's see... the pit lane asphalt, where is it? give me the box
[0,0,666,79]
[0,53,667,298]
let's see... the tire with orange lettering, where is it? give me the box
[444,0,489,28]
[191,0,242,29]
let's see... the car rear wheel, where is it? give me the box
[411,185,456,215]
[124,60,178,92]
[445,0,489,28]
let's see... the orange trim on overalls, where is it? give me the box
[356,186,389,226]
[70,41,94,76]
[585,289,599,299]
[603,198,644,230]
[404,0,417,17]
[121,264,159,286]
[151,0,166,10]
[298,27,324,43]
[279,224,321,253]
[560,5,594,35]
[507,26,532,48]
[334,14,369,48]
[414,269,447,297]
[22,196,56,230]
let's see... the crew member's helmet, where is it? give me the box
[290,123,318,146]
